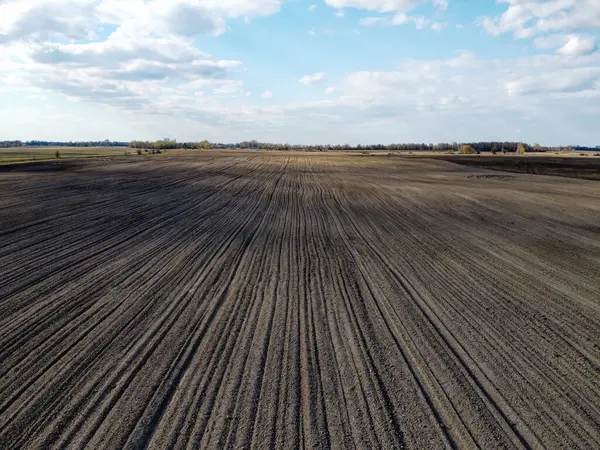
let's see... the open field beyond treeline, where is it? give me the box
[434,154,600,181]
[0,153,599,449]
[0,147,132,164]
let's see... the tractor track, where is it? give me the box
[0,153,599,449]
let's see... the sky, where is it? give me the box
[0,0,599,145]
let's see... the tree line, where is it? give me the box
[0,141,24,148]
[207,141,589,153]
[2,139,598,152]
[0,140,129,148]
[128,139,213,150]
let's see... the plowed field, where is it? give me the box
[1,153,599,449]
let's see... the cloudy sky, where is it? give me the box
[0,0,599,145]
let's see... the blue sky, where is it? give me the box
[0,0,599,145]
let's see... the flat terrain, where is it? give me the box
[436,155,600,181]
[0,153,599,449]
[0,147,131,164]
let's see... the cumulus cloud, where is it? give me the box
[2,51,600,145]
[30,37,207,67]
[325,0,446,13]
[330,0,448,29]
[505,66,600,96]
[556,34,598,55]
[0,0,99,43]
[144,2,228,37]
[0,0,254,115]
[393,13,428,28]
[196,0,284,19]
[480,0,600,39]
[212,80,245,95]
[0,0,283,44]
[0,0,599,146]
[324,51,600,127]
[298,73,326,85]
[535,33,598,55]
[360,13,429,29]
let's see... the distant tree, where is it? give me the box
[24,140,128,148]
[459,145,477,155]
[0,140,23,148]
[491,147,498,155]
[517,143,527,155]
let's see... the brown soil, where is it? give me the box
[435,155,600,180]
[1,153,599,449]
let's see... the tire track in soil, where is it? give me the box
[0,154,598,449]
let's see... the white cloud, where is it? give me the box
[0,0,284,44]
[212,80,245,95]
[534,33,571,49]
[535,33,597,55]
[360,13,429,28]
[480,0,600,39]
[0,0,279,100]
[140,2,228,37]
[336,9,345,18]
[325,0,446,13]
[557,34,598,55]
[325,51,600,128]
[393,13,428,29]
[0,0,599,146]
[0,0,99,43]
[329,0,448,29]
[505,66,600,96]
[431,22,447,32]
[308,4,317,11]
[0,0,253,116]
[2,50,599,145]
[20,42,599,144]
[299,73,326,85]
[174,0,284,20]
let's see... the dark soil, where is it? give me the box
[0,154,599,449]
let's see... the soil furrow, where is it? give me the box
[0,154,598,449]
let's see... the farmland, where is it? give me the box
[0,147,131,164]
[0,153,599,449]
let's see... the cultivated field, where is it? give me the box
[0,153,599,449]
[437,154,600,181]
[0,147,131,164]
